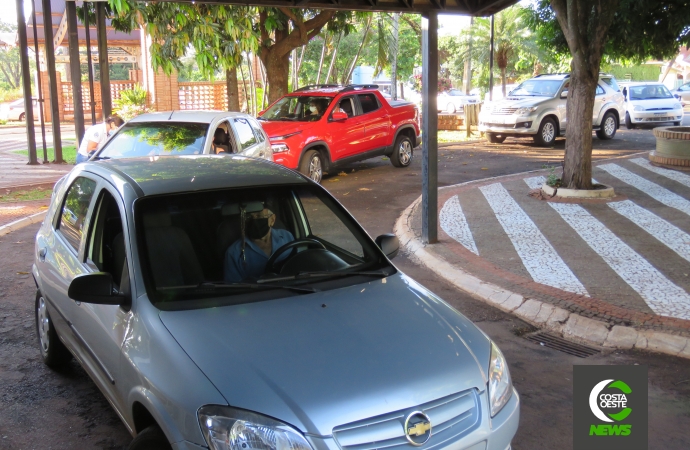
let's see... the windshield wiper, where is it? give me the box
[257,270,390,284]
[93,155,111,160]
[197,281,317,293]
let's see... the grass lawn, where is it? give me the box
[0,187,52,203]
[13,146,77,164]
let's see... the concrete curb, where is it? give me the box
[394,195,690,360]
[0,211,47,237]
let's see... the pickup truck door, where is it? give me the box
[328,96,366,159]
[357,93,391,152]
[593,83,606,124]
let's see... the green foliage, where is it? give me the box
[0,87,22,103]
[546,167,561,187]
[12,146,78,165]
[113,85,151,120]
[602,64,661,82]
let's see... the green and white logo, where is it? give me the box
[588,379,632,436]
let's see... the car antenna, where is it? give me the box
[168,111,174,121]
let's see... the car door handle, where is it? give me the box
[39,247,47,261]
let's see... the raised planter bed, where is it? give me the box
[650,126,690,168]
[541,183,615,199]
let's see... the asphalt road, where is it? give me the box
[0,126,689,449]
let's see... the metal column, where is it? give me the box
[96,2,111,118]
[15,0,38,165]
[83,2,96,125]
[41,0,64,162]
[421,12,438,244]
[66,0,85,146]
[31,1,48,164]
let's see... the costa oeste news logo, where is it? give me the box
[573,365,648,450]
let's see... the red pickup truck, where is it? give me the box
[258,85,421,183]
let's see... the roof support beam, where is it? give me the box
[16,0,38,165]
[96,2,112,118]
[42,0,64,162]
[66,0,85,145]
[421,11,438,244]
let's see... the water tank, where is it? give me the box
[352,66,375,85]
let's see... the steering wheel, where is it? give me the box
[265,238,326,273]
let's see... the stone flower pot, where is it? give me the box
[650,126,690,168]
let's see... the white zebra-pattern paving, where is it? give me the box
[479,183,589,296]
[598,163,690,217]
[439,195,478,255]
[549,202,690,320]
[608,200,690,264]
[524,176,545,190]
[630,157,690,189]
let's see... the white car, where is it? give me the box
[623,82,684,128]
[672,81,690,107]
[438,89,481,113]
[0,98,37,121]
[479,73,626,147]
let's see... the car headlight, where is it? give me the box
[199,406,313,450]
[673,103,682,110]
[633,105,645,112]
[488,341,513,417]
[515,106,538,116]
[271,143,289,153]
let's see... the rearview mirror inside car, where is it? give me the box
[68,272,127,305]
[332,111,348,121]
[376,234,399,259]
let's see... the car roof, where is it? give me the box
[128,111,253,124]
[624,82,668,87]
[82,155,308,197]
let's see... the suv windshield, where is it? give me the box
[510,79,563,97]
[629,85,674,100]
[260,96,333,122]
[136,185,393,309]
[97,122,208,159]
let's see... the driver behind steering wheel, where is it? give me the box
[224,207,295,283]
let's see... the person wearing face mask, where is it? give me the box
[223,207,295,283]
[76,115,124,164]
[306,100,323,120]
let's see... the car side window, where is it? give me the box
[233,118,258,150]
[58,177,98,252]
[86,190,128,288]
[596,84,605,95]
[335,97,356,118]
[248,117,266,143]
[358,94,380,114]
[680,84,690,92]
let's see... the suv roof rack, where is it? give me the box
[294,84,341,92]
[340,84,379,92]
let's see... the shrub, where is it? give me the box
[113,85,151,121]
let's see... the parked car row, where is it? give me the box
[620,82,684,129]
[0,97,36,121]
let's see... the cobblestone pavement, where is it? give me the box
[0,199,51,227]
[415,153,690,337]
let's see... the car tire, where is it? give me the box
[35,290,72,368]
[486,132,507,144]
[673,121,681,126]
[533,118,557,147]
[19,112,25,121]
[298,149,323,183]
[596,112,617,140]
[391,134,413,168]
[625,112,636,130]
[127,425,171,450]
[446,103,456,114]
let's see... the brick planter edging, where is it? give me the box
[652,126,690,140]
[0,211,47,237]
[394,195,690,360]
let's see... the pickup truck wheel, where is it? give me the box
[446,103,456,113]
[596,112,617,140]
[299,150,323,183]
[625,113,636,130]
[128,425,171,450]
[391,135,413,168]
[36,290,72,368]
[19,112,25,121]
[486,133,506,144]
[533,118,557,147]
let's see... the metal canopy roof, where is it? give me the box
[159,0,518,15]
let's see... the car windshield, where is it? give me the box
[509,80,563,97]
[260,96,333,122]
[136,185,394,309]
[97,122,208,159]
[628,85,674,100]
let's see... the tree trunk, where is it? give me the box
[500,66,507,97]
[262,51,291,103]
[325,33,341,84]
[463,17,473,94]
[391,13,399,100]
[239,60,249,113]
[316,35,327,84]
[226,67,240,111]
[247,53,257,116]
[561,53,599,190]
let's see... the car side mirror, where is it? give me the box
[68,272,127,305]
[560,90,568,99]
[376,234,399,259]
[331,111,348,122]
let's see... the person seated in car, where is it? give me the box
[305,100,324,120]
[212,128,230,154]
[224,207,295,283]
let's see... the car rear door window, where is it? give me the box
[233,118,258,150]
[247,117,266,143]
[596,84,605,95]
[357,94,380,114]
[58,177,97,252]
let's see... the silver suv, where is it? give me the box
[478,73,626,147]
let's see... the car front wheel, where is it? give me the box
[127,425,171,450]
[299,149,324,183]
[625,112,636,129]
[391,135,414,167]
[533,118,557,147]
[596,112,617,140]
[486,132,507,144]
[35,290,72,368]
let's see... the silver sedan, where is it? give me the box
[33,156,519,450]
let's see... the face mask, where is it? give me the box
[309,106,317,113]
[246,217,270,239]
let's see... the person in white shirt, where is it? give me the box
[76,115,124,164]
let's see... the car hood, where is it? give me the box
[628,98,682,111]
[260,120,316,139]
[488,96,551,109]
[159,273,490,435]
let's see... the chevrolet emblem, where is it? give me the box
[407,421,431,437]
